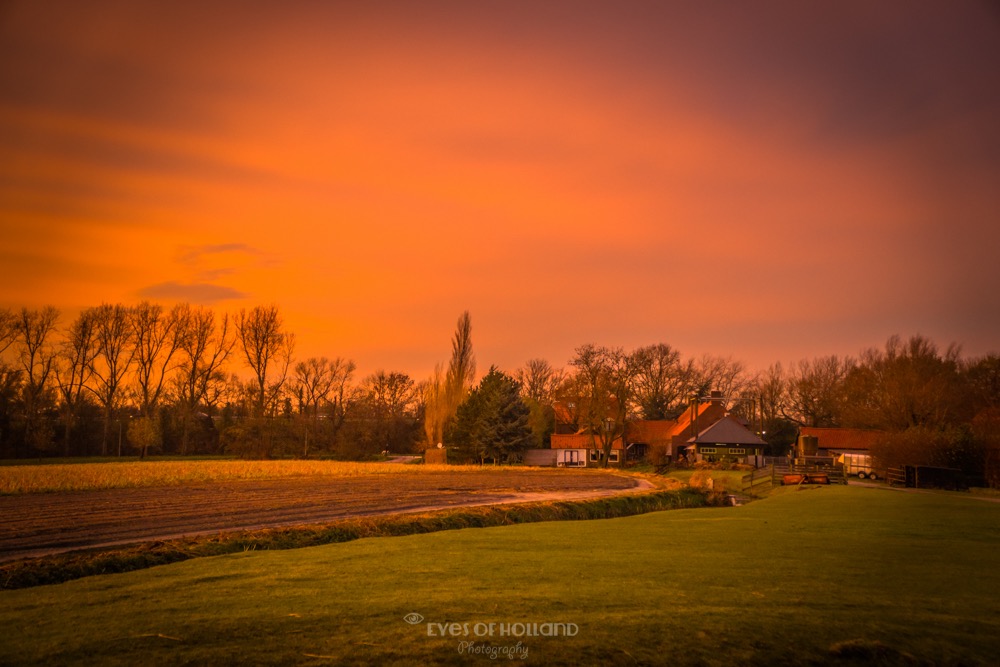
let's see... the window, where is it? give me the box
[608,451,620,463]
[590,449,600,462]
[730,448,746,455]
[700,447,717,454]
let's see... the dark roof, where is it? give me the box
[689,416,767,446]
[800,427,882,450]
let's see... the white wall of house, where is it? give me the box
[556,449,588,467]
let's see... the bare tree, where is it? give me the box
[0,308,17,358]
[514,358,564,449]
[235,305,295,418]
[362,370,420,455]
[630,343,694,419]
[785,355,852,427]
[515,358,564,405]
[295,356,355,457]
[326,359,358,442]
[691,354,752,406]
[232,306,295,458]
[842,335,964,430]
[571,344,636,467]
[965,353,1000,412]
[366,370,418,418]
[55,309,99,456]
[0,308,22,455]
[296,357,345,416]
[15,307,60,453]
[752,362,783,423]
[90,304,136,456]
[131,302,186,418]
[173,306,234,454]
[750,361,793,448]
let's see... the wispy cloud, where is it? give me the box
[137,281,247,304]
[175,243,260,266]
[172,242,278,284]
[134,243,276,304]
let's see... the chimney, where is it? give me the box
[709,391,724,404]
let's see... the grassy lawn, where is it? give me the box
[1,485,997,665]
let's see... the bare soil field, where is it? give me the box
[0,470,644,562]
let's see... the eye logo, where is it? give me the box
[403,613,424,625]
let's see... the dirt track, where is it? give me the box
[0,470,646,562]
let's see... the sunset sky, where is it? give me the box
[2,1,998,379]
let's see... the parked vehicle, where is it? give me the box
[840,452,880,480]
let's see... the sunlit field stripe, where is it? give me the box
[0,460,535,495]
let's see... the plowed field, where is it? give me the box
[0,470,644,562]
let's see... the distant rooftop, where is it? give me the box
[800,426,883,451]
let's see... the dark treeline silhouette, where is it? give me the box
[0,303,422,460]
[1,304,997,483]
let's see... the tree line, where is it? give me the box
[0,303,421,460]
[546,336,998,477]
[1,305,997,478]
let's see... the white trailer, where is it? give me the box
[837,451,879,480]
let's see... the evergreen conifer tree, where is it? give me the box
[453,367,533,463]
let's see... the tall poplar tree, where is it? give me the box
[424,311,475,447]
[445,310,475,415]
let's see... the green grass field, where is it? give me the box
[1,485,997,666]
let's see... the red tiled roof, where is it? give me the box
[799,427,882,450]
[669,400,726,437]
[552,400,621,427]
[551,433,624,450]
[551,401,576,425]
[626,420,678,443]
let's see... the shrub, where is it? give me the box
[871,426,987,477]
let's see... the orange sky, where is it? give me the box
[1,1,998,379]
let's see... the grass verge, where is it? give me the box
[661,468,748,493]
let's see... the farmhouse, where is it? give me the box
[546,391,767,468]
[548,432,624,466]
[684,415,767,467]
[626,392,728,464]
